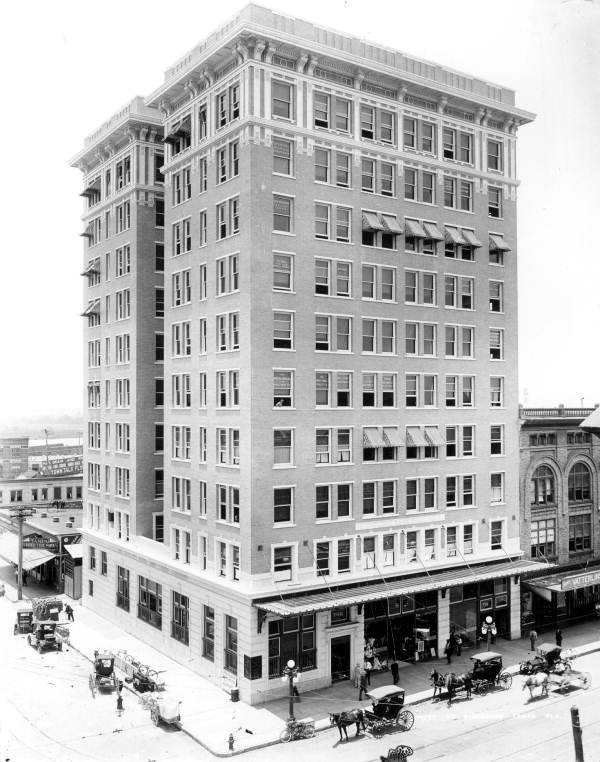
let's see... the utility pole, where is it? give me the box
[8,506,35,601]
[571,705,584,762]
[43,428,50,470]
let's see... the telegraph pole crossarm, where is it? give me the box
[2,506,35,601]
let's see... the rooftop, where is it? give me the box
[520,405,599,421]
[25,507,83,536]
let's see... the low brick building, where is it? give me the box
[519,405,600,631]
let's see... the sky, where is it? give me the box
[1,0,599,421]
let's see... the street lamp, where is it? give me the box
[281,658,299,722]
[481,615,497,650]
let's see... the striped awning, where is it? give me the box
[382,427,404,447]
[80,177,101,198]
[489,233,511,252]
[445,226,466,245]
[404,219,427,239]
[80,259,100,277]
[80,299,100,317]
[163,115,191,145]
[461,229,482,248]
[363,427,386,448]
[380,214,403,235]
[422,222,444,241]
[424,426,445,447]
[362,212,385,231]
[80,223,94,239]
[406,426,428,448]
[253,558,548,616]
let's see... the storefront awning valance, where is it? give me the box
[363,427,386,448]
[461,229,482,248]
[422,222,444,241]
[445,226,466,245]
[0,532,56,571]
[525,566,600,595]
[404,219,427,239]
[406,426,428,448]
[489,233,511,252]
[65,543,84,559]
[253,559,548,616]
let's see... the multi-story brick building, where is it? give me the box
[72,5,540,703]
[519,405,600,631]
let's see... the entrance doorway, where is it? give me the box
[331,635,351,682]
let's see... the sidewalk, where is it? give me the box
[3,562,600,756]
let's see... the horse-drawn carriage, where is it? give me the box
[519,643,563,675]
[433,651,512,702]
[89,651,118,696]
[329,686,414,742]
[545,652,591,693]
[521,645,591,695]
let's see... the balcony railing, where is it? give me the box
[520,406,596,419]
[171,621,189,645]
[268,649,317,679]
[116,592,130,612]
[137,603,162,630]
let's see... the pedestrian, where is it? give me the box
[358,670,368,701]
[455,634,462,657]
[529,628,538,652]
[390,658,399,685]
[364,659,372,686]
[445,639,452,665]
[292,682,300,701]
[555,628,563,648]
[116,694,124,715]
[65,604,74,622]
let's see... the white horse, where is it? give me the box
[522,672,549,699]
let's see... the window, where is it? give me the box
[272,80,293,119]
[443,128,473,163]
[363,536,376,569]
[116,567,129,610]
[444,176,473,211]
[273,252,293,291]
[88,339,101,367]
[115,156,131,189]
[405,374,437,408]
[115,289,131,320]
[171,592,189,644]
[199,158,208,192]
[488,186,502,218]
[273,429,293,466]
[314,259,351,297]
[198,105,207,141]
[273,138,293,175]
[154,423,164,453]
[567,431,592,445]
[273,546,293,580]
[216,82,240,128]
[216,141,239,184]
[315,428,352,464]
[116,422,130,453]
[405,322,436,357]
[315,203,351,242]
[273,312,293,349]
[216,370,239,408]
[490,472,504,503]
[315,483,352,521]
[361,318,396,354]
[216,484,240,524]
[444,276,474,310]
[405,270,436,305]
[273,487,293,524]
[362,372,396,408]
[173,218,192,255]
[490,425,504,455]
[569,514,591,553]
[403,116,435,153]
[268,614,316,676]
[171,426,191,461]
[406,477,437,512]
[444,228,476,261]
[89,545,96,570]
[489,281,504,312]
[489,329,504,360]
[216,253,239,296]
[362,265,396,301]
[362,480,397,516]
[202,605,215,660]
[115,201,131,233]
[172,321,191,357]
[172,166,191,206]
[116,378,130,408]
[115,245,131,277]
[216,312,239,352]
[155,243,164,272]
[445,325,474,359]
[172,269,192,306]
[216,428,240,466]
[463,525,474,554]
[490,377,504,407]
[531,519,556,559]
[568,462,592,502]
[315,315,352,352]
[216,197,239,239]
[115,467,130,498]
[315,371,352,408]
[490,521,503,550]
[274,370,293,407]
[529,432,557,447]
[155,288,164,318]
[154,469,164,499]
[404,167,436,203]
[361,211,400,249]
[487,139,504,172]
[360,105,395,143]
[530,464,555,505]
[199,427,207,463]
[445,425,475,458]
[313,91,352,132]
[155,377,164,407]
[138,576,162,629]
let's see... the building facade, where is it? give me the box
[519,405,600,631]
[72,5,538,703]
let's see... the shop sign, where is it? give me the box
[37,455,83,476]
[331,607,350,625]
[22,536,59,552]
[561,570,600,591]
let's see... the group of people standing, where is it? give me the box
[528,628,562,651]
[444,629,463,665]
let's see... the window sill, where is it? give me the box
[315,462,354,467]
[273,522,296,529]
[273,172,296,180]
[273,231,296,237]
[273,464,295,469]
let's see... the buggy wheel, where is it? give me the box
[499,672,512,690]
[302,724,315,738]
[373,722,383,738]
[27,635,32,646]
[279,728,292,743]
[476,683,488,696]
[398,710,414,732]
[581,672,592,690]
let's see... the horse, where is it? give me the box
[329,709,365,741]
[429,669,445,700]
[522,672,549,699]
[445,672,472,705]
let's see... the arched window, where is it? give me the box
[568,462,592,502]
[531,465,555,505]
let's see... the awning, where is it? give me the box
[461,229,482,248]
[80,223,94,239]
[80,300,100,317]
[163,116,191,145]
[580,407,600,437]
[380,214,403,235]
[406,426,428,448]
[445,226,466,245]
[253,558,547,616]
[382,427,404,447]
[489,233,511,252]
[404,219,427,239]
[424,426,445,447]
[363,427,386,448]
[65,544,84,559]
[80,177,101,198]
[0,533,56,571]
[80,259,100,277]
[422,222,444,241]
[525,566,600,595]
[362,212,385,232]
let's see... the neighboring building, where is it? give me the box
[0,437,29,479]
[72,5,538,703]
[519,405,600,631]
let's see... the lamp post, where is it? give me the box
[281,658,299,722]
[481,615,497,650]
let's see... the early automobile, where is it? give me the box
[89,651,118,695]
[27,621,62,653]
[13,609,34,636]
[363,685,414,737]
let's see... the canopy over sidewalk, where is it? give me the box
[0,532,55,571]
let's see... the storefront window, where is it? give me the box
[268,615,316,678]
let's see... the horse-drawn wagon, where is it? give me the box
[432,651,512,702]
[363,686,414,737]
[519,643,563,675]
[545,652,591,693]
[89,651,118,696]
